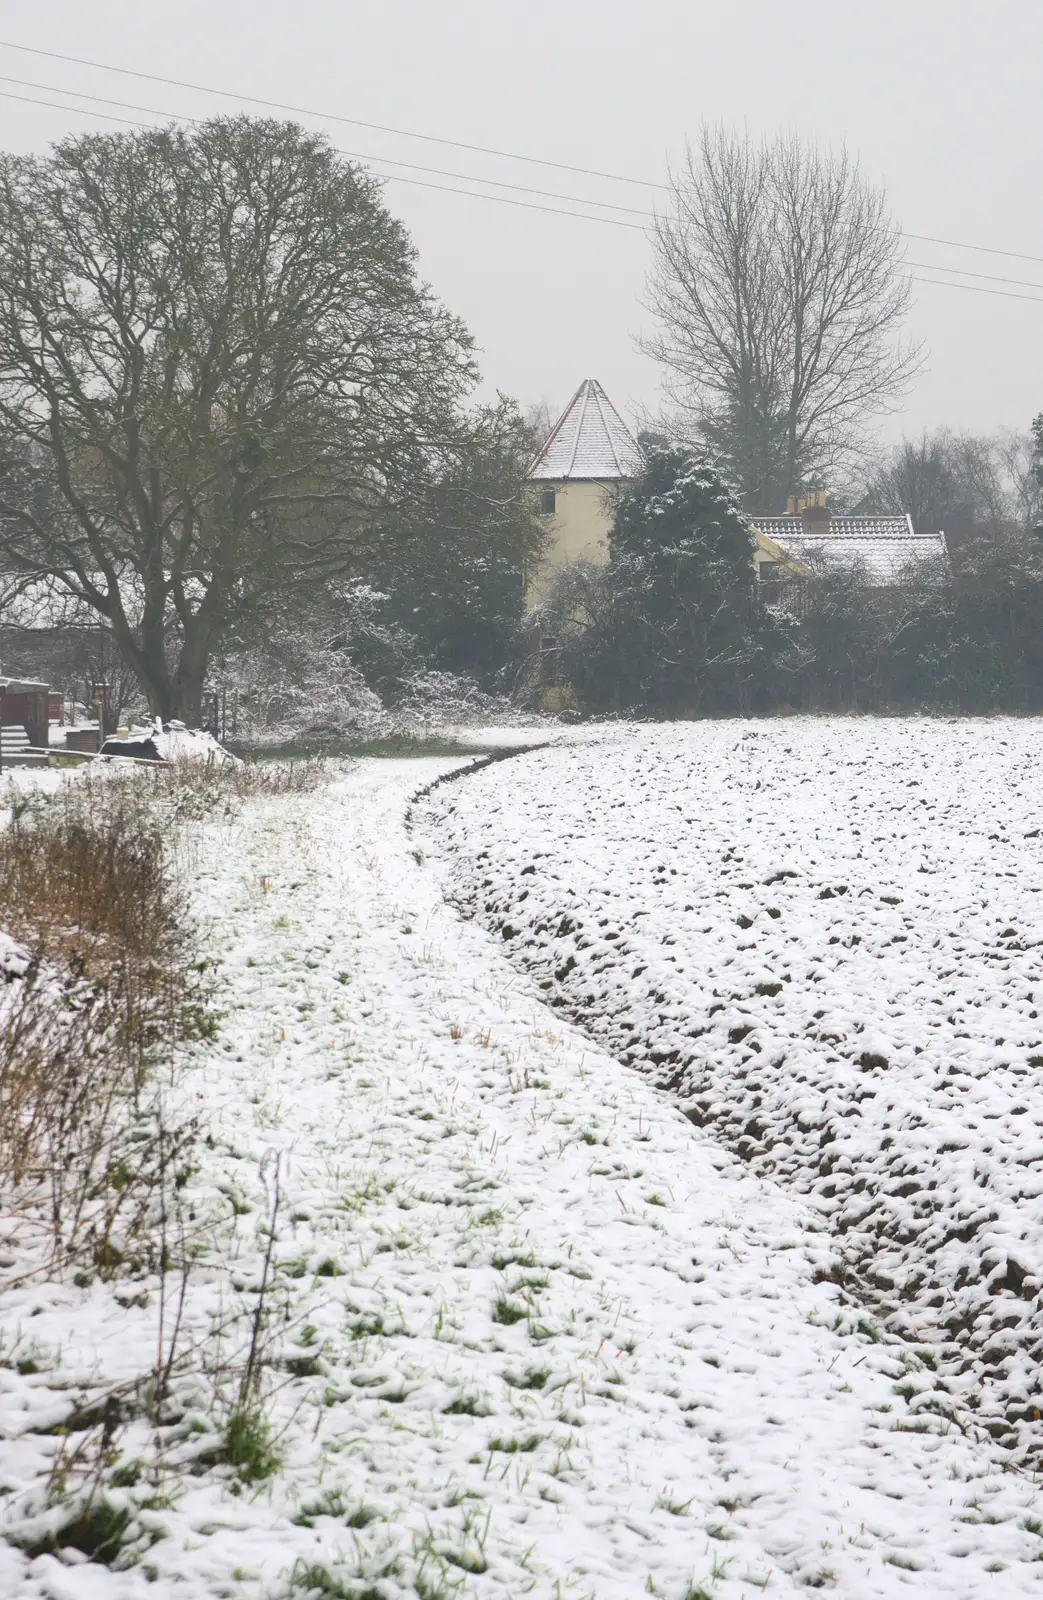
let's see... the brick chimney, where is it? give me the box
[799,491,831,534]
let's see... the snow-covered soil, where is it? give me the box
[422,720,1043,1467]
[3,749,1043,1599]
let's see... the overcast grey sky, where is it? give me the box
[0,1,1040,449]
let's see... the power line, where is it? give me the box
[0,88,652,230]
[907,275,1043,306]
[364,168,647,229]
[1,82,1042,298]
[906,259,1043,293]
[0,86,150,130]
[0,75,654,216]
[0,37,661,190]
[5,37,1043,272]
[28,71,1043,260]
[904,232,1043,268]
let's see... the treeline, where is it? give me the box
[0,117,546,732]
[1,114,1040,732]
[777,539,1043,714]
[529,433,1043,718]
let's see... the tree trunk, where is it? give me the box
[105,607,174,721]
[171,625,214,726]
[139,649,175,722]
[171,674,205,727]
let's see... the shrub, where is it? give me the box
[526,449,788,716]
[156,754,330,812]
[0,772,202,1272]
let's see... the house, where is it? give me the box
[750,493,947,592]
[527,378,644,598]
[527,390,940,606]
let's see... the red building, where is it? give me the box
[0,676,52,749]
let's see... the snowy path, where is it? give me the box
[3,754,1043,1598]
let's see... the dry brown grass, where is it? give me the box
[219,754,330,796]
[0,773,203,1275]
[160,753,329,800]
[0,775,185,979]
[0,752,328,1271]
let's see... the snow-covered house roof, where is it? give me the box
[529,379,644,482]
[750,514,947,583]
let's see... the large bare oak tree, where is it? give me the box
[0,117,476,720]
[643,127,922,511]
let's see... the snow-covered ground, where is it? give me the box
[3,746,1043,1599]
[422,719,1043,1467]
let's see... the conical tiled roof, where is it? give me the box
[529,378,644,482]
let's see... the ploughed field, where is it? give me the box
[422,719,1043,1458]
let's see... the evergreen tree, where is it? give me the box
[596,448,778,713]
[362,398,545,684]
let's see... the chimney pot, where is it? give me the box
[800,495,831,534]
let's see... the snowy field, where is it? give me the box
[423,719,1043,1469]
[2,747,1043,1598]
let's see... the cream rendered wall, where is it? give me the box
[528,493,801,603]
[528,479,625,602]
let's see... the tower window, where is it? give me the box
[539,488,556,516]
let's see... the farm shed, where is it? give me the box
[0,675,52,749]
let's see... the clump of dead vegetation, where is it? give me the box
[0,754,326,1274]
[145,754,330,821]
[0,756,326,1565]
[210,754,329,797]
[0,772,207,1275]
[0,774,187,979]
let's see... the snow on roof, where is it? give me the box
[102,721,239,765]
[750,515,947,582]
[529,378,645,482]
[0,674,51,693]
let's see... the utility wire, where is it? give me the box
[0,86,149,131]
[363,167,648,228]
[905,276,1043,305]
[7,71,1041,264]
[0,37,660,189]
[902,232,1043,268]
[1,82,1042,299]
[0,88,651,229]
[0,74,654,216]
[4,37,1043,271]
[905,260,1043,293]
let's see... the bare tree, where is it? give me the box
[865,427,1036,556]
[865,430,993,543]
[996,428,1043,535]
[523,398,556,448]
[0,118,476,721]
[643,127,922,511]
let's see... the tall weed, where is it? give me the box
[0,773,203,1274]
